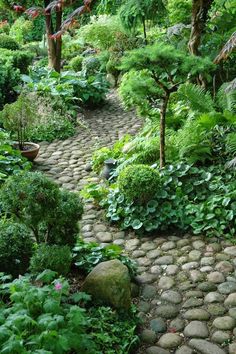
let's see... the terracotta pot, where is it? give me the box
[15,142,40,161]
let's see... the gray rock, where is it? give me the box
[229,307,236,319]
[146,249,162,259]
[161,241,175,251]
[229,343,236,354]
[192,240,205,250]
[200,257,215,266]
[132,250,146,258]
[207,272,225,283]
[169,318,185,331]
[158,333,183,349]
[189,339,226,354]
[138,300,150,313]
[141,241,156,251]
[155,256,174,265]
[211,330,231,344]
[176,346,193,354]
[146,346,170,354]
[184,321,209,338]
[158,276,175,290]
[135,273,156,284]
[155,304,179,319]
[198,282,217,292]
[166,265,179,275]
[190,270,204,282]
[96,232,112,243]
[161,290,182,304]
[150,318,167,333]
[182,297,203,308]
[207,304,226,316]
[224,246,236,256]
[189,250,202,261]
[182,262,199,270]
[218,282,236,294]
[150,265,162,274]
[200,266,214,272]
[142,285,156,299]
[140,329,156,344]
[137,257,152,267]
[125,239,140,251]
[204,292,225,303]
[185,290,203,298]
[83,259,131,309]
[224,293,236,307]
[215,261,234,274]
[212,316,235,330]
[183,309,210,321]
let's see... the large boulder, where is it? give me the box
[82,259,131,309]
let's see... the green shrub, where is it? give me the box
[9,17,33,44]
[82,56,101,75]
[0,172,83,247]
[0,129,31,184]
[0,59,20,108]
[11,50,34,74]
[118,164,160,204]
[0,221,33,277]
[30,244,72,276]
[106,58,120,77]
[69,55,83,72]
[0,34,19,50]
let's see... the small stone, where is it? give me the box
[176,346,193,354]
[211,330,231,344]
[155,256,174,265]
[146,346,170,354]
[155,305,179,319]
[207,304,226,316]
[218,282,236,294]
[177,256,189,265]
[150,265,162,274]
[161,290,182,304]
[200,257,215,266]
[138,301,150,313]
[206,243,222,252]
[150,318,167,333]
[178,281,195,291]
[182,262,199,270]
[125,239,140,251]
[141,241,156,251]
[135,273,156,284]
[158,276,175,290]
[189,339,226,354]
[176,271,189,282]
[200,266,213,273]
[142,285,156,299]
[140,329,156,344]
[190,270,204,283]
[183,309,210,321]
[215,261,234,274]
[185,290,203,298]
[204,292,225,303]
[229,343,236,354]
[158,333,183,349]
[184,321,209,338]
[189,250,202,261]
[161,241,175,251]
[198,282,217,292]
[182,298,203,308]
[216,253,231,261]
[224,293,236,307]
[166,265,179,275]
[207,272,225,284]
[177,239,190,247]
[137,257,152,267]
[132,250,146,258]
[224,246,236,256]
[213,316,235,330]
[192,240,205,250]
[146,249,162,259]
[96,232,112,243]
[169,318,185,331]
[94,224,107,232]
[229,307,236,319]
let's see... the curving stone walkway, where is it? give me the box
[35,91,236,354]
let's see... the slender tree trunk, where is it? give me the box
[142,16,147,45]
[54,9,62,72]
[160,92,170,168]
[188,0,213,55]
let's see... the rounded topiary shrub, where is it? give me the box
[0,221,33,277]
[118,164,160,204]
[0,34,20,50]
[69,55,83,72]
[0,171,83,247]
[82,56,101,75]
[30,244,72,276]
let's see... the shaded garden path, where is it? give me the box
[35,92,236,354]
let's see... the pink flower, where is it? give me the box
[55,283,62,291]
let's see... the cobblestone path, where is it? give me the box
[35,92,236,354]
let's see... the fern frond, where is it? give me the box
[217,83,236,113]
[177,83,214,113]
[226,132,236,155]
[226,157,236,169]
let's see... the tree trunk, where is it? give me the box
[188,0,213,55]
[54,9,62,72]
[160,92,170,169]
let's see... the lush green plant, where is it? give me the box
[97,163,236,236]
[82,56,101,75]
[0,34,19,50]
[0,59,20,108]
[118,164,160,204]
[9,17,34,44]
[68,55,83,72]
[0,220,33,277]
[30,244,72,276]
[0,272,139,354]
[0,172,83,246]
[0,92,36,150]
[73,239,137,277]
[167,0,192,24]
[0,48,34,74]
[0,129,31,184]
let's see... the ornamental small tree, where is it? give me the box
[119,42,215,168]
[1,0,95,72]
